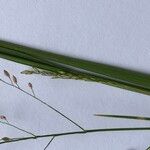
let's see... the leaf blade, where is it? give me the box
[0,40,149,95]
[94,114,150,121]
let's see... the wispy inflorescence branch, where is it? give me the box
[0,120,36,137]
[0,114,35,141]
[1,70,150,149]
[44,136,55,150]
[0,70,84,131]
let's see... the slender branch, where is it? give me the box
[31,88,35,97]
[44,136,55,150]
[0,120,36,137]
[1,127,150,145]
[0,78,84,131]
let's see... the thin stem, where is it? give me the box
[0,78,84,131]
[1,127,150,145]
[0,121,36,137]
[16,83,20,89]
[31,88,35,97]
[94,114,150,121]
[44,136,55,150]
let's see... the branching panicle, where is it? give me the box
[0,70,149,149]
[0,72,85,131]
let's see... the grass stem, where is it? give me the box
[44,136,55,150]
[1,127,150,145]
[0,78,84,131]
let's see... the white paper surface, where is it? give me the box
[0,1,150,150]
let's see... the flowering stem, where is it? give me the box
[0,78,84,131]
[1,127,150,145]
[31,88,35,97]
[44,136,55,150]
[0,121,35,137]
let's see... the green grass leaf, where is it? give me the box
[0,40,149,95]
[94,114,150,121]
[146,146,150,150]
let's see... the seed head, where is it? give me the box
[4,70,10,78]
[12,75,17,84]
[1,137,11,142]
[28,82,33,89]
[0,115,7,120]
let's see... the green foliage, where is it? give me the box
[0,40,149,95]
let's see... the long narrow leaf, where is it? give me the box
[94,114,150,121]
[0,40,149,95]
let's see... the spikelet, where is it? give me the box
[12,75,17,84]
[28,82,33,89]
[4,70,13,85]
[28,82,35,96]
[0,115,6,120]
[4,70,10,78]
[1,137,11,142]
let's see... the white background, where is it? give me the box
[0,0,150,150]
